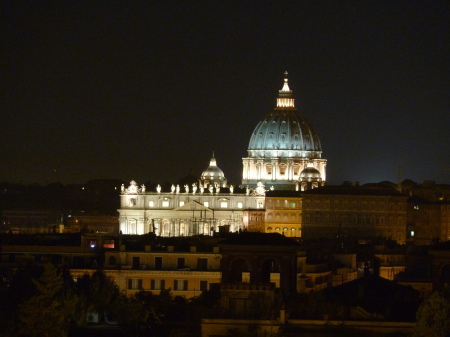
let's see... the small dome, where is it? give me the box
[200,153,227,187]
[300,167,322,181]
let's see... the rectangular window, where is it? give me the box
[128,279,142,290]
[238,202,243,209]
[177,257,185,269]
[151,279,165,290]
[220,202,228,208]
[197,258,208,271]
[103,240,115,248]
[179,201,185,207]
[203,201,209,207]
[155,257,163,270]
[132,257,140,269]
[174,280,188,291]
[200,280,208,291]
[162,201,170,207]
[149,201,154,207]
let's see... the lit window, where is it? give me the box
[149,201,154,207]
[174,280,188,291]
[238,202,243,209]
[410,231,415,237]
[162,201,170,207]
[151,279,165,290]
[275,227,280,232]
[103,240,115,248]
[220,202,228,208]
[204,202,209,207]
[128,279,142,290]
[179,201,185,207]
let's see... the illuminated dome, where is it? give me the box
[299,163,324,191]
[242,72,327,190]
[300,166,322,182]
[247,73,322,155]
[200,153,227,187]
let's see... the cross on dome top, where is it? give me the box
[281,71,291,92]
[277,71,295,108]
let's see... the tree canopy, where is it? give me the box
[413,286,450,337]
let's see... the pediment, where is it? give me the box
[173,200,212,211]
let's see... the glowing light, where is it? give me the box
[277,98,295,107]
[277,71,295,108]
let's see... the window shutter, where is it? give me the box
[128,279,132,289]
[174,280,178,290]
[184,280,188,290]
[161,280,165,290]
[151,280,155,290]
[138,279,142,289]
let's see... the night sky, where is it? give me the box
[2,1,450,187]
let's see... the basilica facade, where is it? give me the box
[118,179,265,236]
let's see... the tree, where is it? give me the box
[75,269,124,320]
[18,263,80,337]
[413,286,450,337]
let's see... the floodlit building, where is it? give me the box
[70,238,222,298]
[262,190,302,237]
[118,73,327,237]
[118,179,265,236]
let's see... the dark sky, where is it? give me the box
[2,1,450,186]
